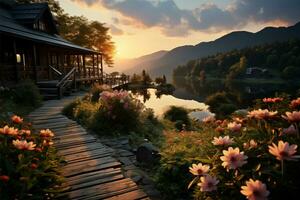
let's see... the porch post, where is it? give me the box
[32,44,37,82]
[77,55,80,78]
[92,54,95,77]
[83,54,86,78]
[96,54,99,81]
[12,39,18,82]
[100,53,103,84]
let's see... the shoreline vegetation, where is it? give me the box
[62,83,300,199]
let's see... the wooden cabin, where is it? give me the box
[0,0,103,98]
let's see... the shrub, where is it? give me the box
[73,101,99,126]
[13,80,42,107]
[89,84,112,102]
[163,106,191,130]
[62,98,81,118]
[0,115,63,199]
[205,92,237,118]
[91,90,144,135]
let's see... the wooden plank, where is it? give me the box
[54,138,97,149]
[52,128,87,135]
[57,143,107,156]
[34,121,78,129]
[63,178,137,199]
[104,189,148,200]
[50,125,85,133]
[63,148,114,163]
[65,168,122,183]
[53,132,88,141]
[67,173,124,192]
[32,117,70,125]
[65,152,113,165]
[62,160,120,177]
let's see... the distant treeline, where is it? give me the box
[173,39,300,80]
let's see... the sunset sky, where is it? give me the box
[60,0,300,59]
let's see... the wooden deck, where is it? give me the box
[28,94,149,200]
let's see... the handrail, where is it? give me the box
[56,67,75,87]
[49,65,63,76]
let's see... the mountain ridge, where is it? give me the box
[122,21,300,79]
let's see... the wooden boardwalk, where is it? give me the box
[28,94,149,200]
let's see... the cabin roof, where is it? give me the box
[12,3,48,21]
[0,2,99,54]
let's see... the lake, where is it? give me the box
[129,77,300,120]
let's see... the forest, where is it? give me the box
[173,39,300,81]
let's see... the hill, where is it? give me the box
[124,21,300,79]
[110,50,167,73]
[173,39,300,81]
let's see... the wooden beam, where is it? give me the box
[96,54,99,78]
[83,54,86,77]
[100,54,103,83]
[32,44,37,82]
[77,55,80,78]
[92,54,95,77]
[12,39,18,82]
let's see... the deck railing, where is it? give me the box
[57,67,76,98]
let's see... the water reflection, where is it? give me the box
[172,76,300,108]
[130,89,208,117]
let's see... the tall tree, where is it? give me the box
[16,0,115,66]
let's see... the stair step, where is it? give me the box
[39,88,58,94]
[42,94,59,100]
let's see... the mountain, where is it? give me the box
[109,50,167,73]
[123,21,300,79]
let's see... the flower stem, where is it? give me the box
[281,160,284,177]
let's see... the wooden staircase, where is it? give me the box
[37,66,76,100]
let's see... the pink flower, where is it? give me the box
[248,109,277,120]
[20,129,31,136]
[42,140,54,147]
[282,125,298,136]
[11,115,23,124]
[197,175,219,192]
[249,139,258,148]
[39,129,54,137]
[189,163,210,176]
[12,139,36,151]
[227,122,242,132]
[243,140,258,149]
[241,179,269,200]
[233,117,244,124]
[282,111,300,123]
[212,136,234,146]
[290,98,300,108]
[268,140,298,161]
[215,126,225,133]
[220,147,248,170]
[0,125,18,136]
[263,97,283,103]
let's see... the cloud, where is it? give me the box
[73,0,300,37]
[109,25,124,35]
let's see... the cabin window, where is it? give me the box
[16,54,22,63]
[39,21,46,31]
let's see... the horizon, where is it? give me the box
[60,0,298,59]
